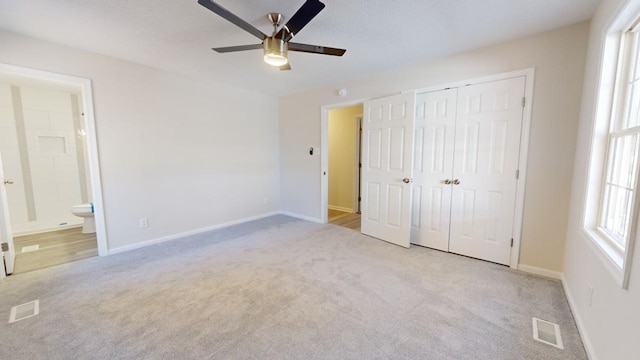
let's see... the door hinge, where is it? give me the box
[1,243,8,252]
[515,169,520,179]
[359,163,362,168]
[521,97,526,108]
[358,196,361,201]
[510,238,514,247]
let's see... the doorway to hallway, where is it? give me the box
[325,103,363,231]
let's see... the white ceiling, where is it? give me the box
[0,0,600,97]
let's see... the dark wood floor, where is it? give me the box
[12,227,97,274]
[328,209,361,231]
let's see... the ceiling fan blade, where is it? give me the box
[278,0,325,41]
[212,44,263,53]
[198,0,267,40]
[288,43,346,56]
[280,63,291,71]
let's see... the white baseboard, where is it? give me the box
[279,211,324,224]
[517,264,563,279]
[328,205,354,213]
[561,276,597,360]
[108,211,280,255]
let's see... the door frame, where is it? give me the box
[406,68,535,269]
[0,63,109,260]
[355,116,363,213]
[320,99,368,224]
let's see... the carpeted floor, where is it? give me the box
[0,215,586,359]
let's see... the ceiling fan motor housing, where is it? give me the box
[263,37,289,66]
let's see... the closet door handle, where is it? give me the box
[442,179,452,185]
[452,179,460,185]
[3,179,13,185]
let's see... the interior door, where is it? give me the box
[411,88,458,251]
[0,152,16,277]
[448,77,526,265]
[361,92,416,248]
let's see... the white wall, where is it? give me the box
[328,105,362,212]
[0,30,280,251]
[564,1,640,359]
[280,22,589,273]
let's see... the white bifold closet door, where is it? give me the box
[411,77,526,265]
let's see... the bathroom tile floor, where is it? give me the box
[12,227,97,274]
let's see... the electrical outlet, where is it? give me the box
[586,285,594,307]
[139,217,148,228]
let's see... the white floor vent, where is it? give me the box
[9,300,40,324]
[532,317,564,349]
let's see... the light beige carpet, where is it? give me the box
[0,215,586,359]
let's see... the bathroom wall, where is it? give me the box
[328,105,362,213]
[0,78,90,234]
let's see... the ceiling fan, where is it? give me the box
[198,0,346,70]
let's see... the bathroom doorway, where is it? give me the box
[0,64,107,277]
[324,103,363,231]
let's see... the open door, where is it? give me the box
[361,92,416,248]
[0,152,15,278]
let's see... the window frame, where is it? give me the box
[597,29,640,249]
[584,8,640,290]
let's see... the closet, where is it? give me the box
[410,76,526,265]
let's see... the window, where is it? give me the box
[584,5,640,289]
[599,29,640,253]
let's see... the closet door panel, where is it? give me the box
[411,88,457,251]
[449,77,526,265]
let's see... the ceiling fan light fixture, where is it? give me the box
[263,37,289,67]
[264,53,288,66]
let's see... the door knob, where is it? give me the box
[442,179,452,185]
[3,179,13,185]
[453,179,460,185]
[402,178,412,184]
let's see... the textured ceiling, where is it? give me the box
[0,0,600,96]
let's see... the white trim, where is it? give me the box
[321,98,370,224]
[404,68,536,95]
[517,264,563,280]
[0,63,108,262]
[353,115,363,213]
[561,276,598,360]
[279,210,323,224]
[328,205,354,213]
[0,253,4,280]
[108,211,280,255]
[512,68,536,270]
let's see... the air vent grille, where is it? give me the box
[532,317,564,349]
[9,300,40,323]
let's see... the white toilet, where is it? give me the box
[71,203,96,234]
